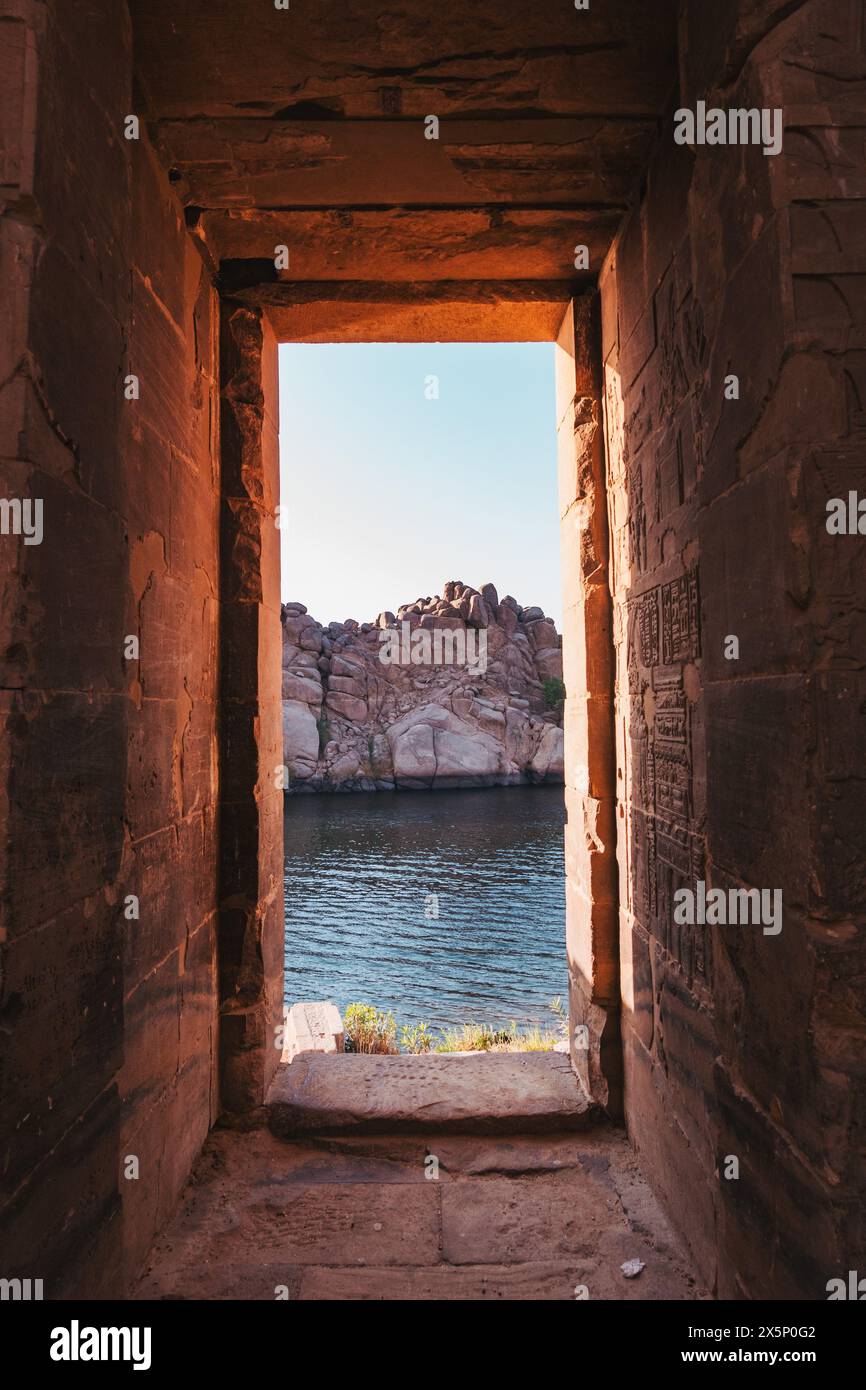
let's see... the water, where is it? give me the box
[283,784,567,1032]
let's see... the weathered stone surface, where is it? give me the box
[132,0,680,318]
[131,0,678,146]
[298,1263,585,1300]
[282,699,319,777]
[201,208,618,285]
[281,1001,345,1063]
[249,280,576,344]
[386,704,508,787]
[324,690,368,722]
[267,1052,596,1136]
[162,117,659,214]
[218,303,283,1121]
[599,0,866,1302]
[389,718,437,783]
[442,1172,664,1270]
[133,1123,704,1301]
[281,669,322,704]
[529,723,565,780]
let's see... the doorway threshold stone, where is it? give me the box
[267,1051,597,1137]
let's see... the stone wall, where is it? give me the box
[557,296,622,1116]
[602,0,865,1298]
[217,304,284,1115]
[0,0,220,1295]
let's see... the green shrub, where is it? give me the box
[316,715,331,755]
[400,1021,433,1054]
[344,1002,398,1054]
[542,676,566,709]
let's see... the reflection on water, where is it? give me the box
[283,785,567,1031]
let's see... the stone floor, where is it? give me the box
[134,1123,708,1300]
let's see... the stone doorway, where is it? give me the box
[217,293,621,1124]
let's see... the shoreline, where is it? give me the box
[284,773,565,796]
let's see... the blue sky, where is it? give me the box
[278,342,562,626]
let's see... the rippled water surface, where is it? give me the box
[283,785,567,1030]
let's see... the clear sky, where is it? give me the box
[278,342,562,627]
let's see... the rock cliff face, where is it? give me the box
[282,580,564,792]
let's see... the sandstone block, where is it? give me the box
[267,1053,595,1136]
[282,1001,344,1063]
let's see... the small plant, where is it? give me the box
[343,1004,564,1055]
[434,1022,492,1053]
[542,676,566,710]
[344,1002,398,1054]
[510,1020,559,1052]
[433,1016,561,1053]
[549,995,568,1039]
[365,733,386,778]
[316,715,331,755]
[434,1022,515,1053]
[400,1021,433,1054]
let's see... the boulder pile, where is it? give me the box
[282,580,564,792]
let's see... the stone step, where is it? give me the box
[281,1000,344,1063]
[266,1051,597,1138]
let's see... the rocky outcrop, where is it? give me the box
[282,581,564,792]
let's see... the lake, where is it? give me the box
[283,784,567,1033]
